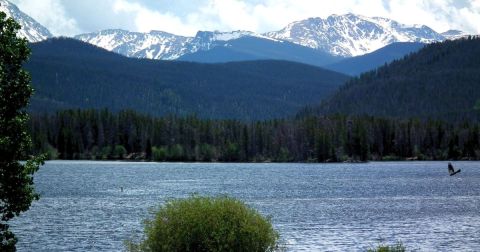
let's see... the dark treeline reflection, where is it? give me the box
[29,109,480,162]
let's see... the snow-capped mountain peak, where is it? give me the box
[0,0,52,42]
[75,29,193,60]
[265,14,444,57]
[75,29,261,60]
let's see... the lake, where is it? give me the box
[11,161,480,251]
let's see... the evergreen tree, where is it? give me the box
[0,12,44,250]
[145,139,152,160]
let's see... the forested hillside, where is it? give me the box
[30,109,480,162]
[314,37,480,120]
[324,42,424,75]
[26,38,349,120]
[177,36,341,66]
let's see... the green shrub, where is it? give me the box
[44,144,59,160]
[223,142,240,162]
[100,146,112,160]
[196,144,217,162]
[152,146,168,161]
[167,144,185,161]
[367,242,406,252]
[127,196,279,252]
[113,145,127,159]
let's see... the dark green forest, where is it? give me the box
[25,37,480,162]
[324,42,424,76]
[29,109,480,162]
[26,38,348,120]
[310,37,480,121]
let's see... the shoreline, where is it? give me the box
[40,159,478,164]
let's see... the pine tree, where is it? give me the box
[145,139,152,160]
[0,12,44,250]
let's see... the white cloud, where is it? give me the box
[9,0,480,36]
[112,0,197,35]
[11,0,80,36]
[458,0,480,33]
[197,0,261,31]
[167,0,480,35]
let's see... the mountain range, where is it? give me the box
[75,14,451,60]
[1,0,473,70]
[26,38,349,119]
[74,29,269,60]
[265,14,443,57]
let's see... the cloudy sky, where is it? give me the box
[9,0,480,36]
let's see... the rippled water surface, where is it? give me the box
[11,161,480,251]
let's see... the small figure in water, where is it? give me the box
[448,162,455,175]
[120,187,124,192]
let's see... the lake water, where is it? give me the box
[11,161,480,251]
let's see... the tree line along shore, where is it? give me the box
[29,109,480,162]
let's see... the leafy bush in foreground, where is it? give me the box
[368,242,406,252]
[127,196,279,252]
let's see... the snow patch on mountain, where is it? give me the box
[75,29,262,60]
[75,29,193,60]
[0,0,52,42]
[210,30,254,41]
[265,14,445,57]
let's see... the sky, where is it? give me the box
[9,0,480,37]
